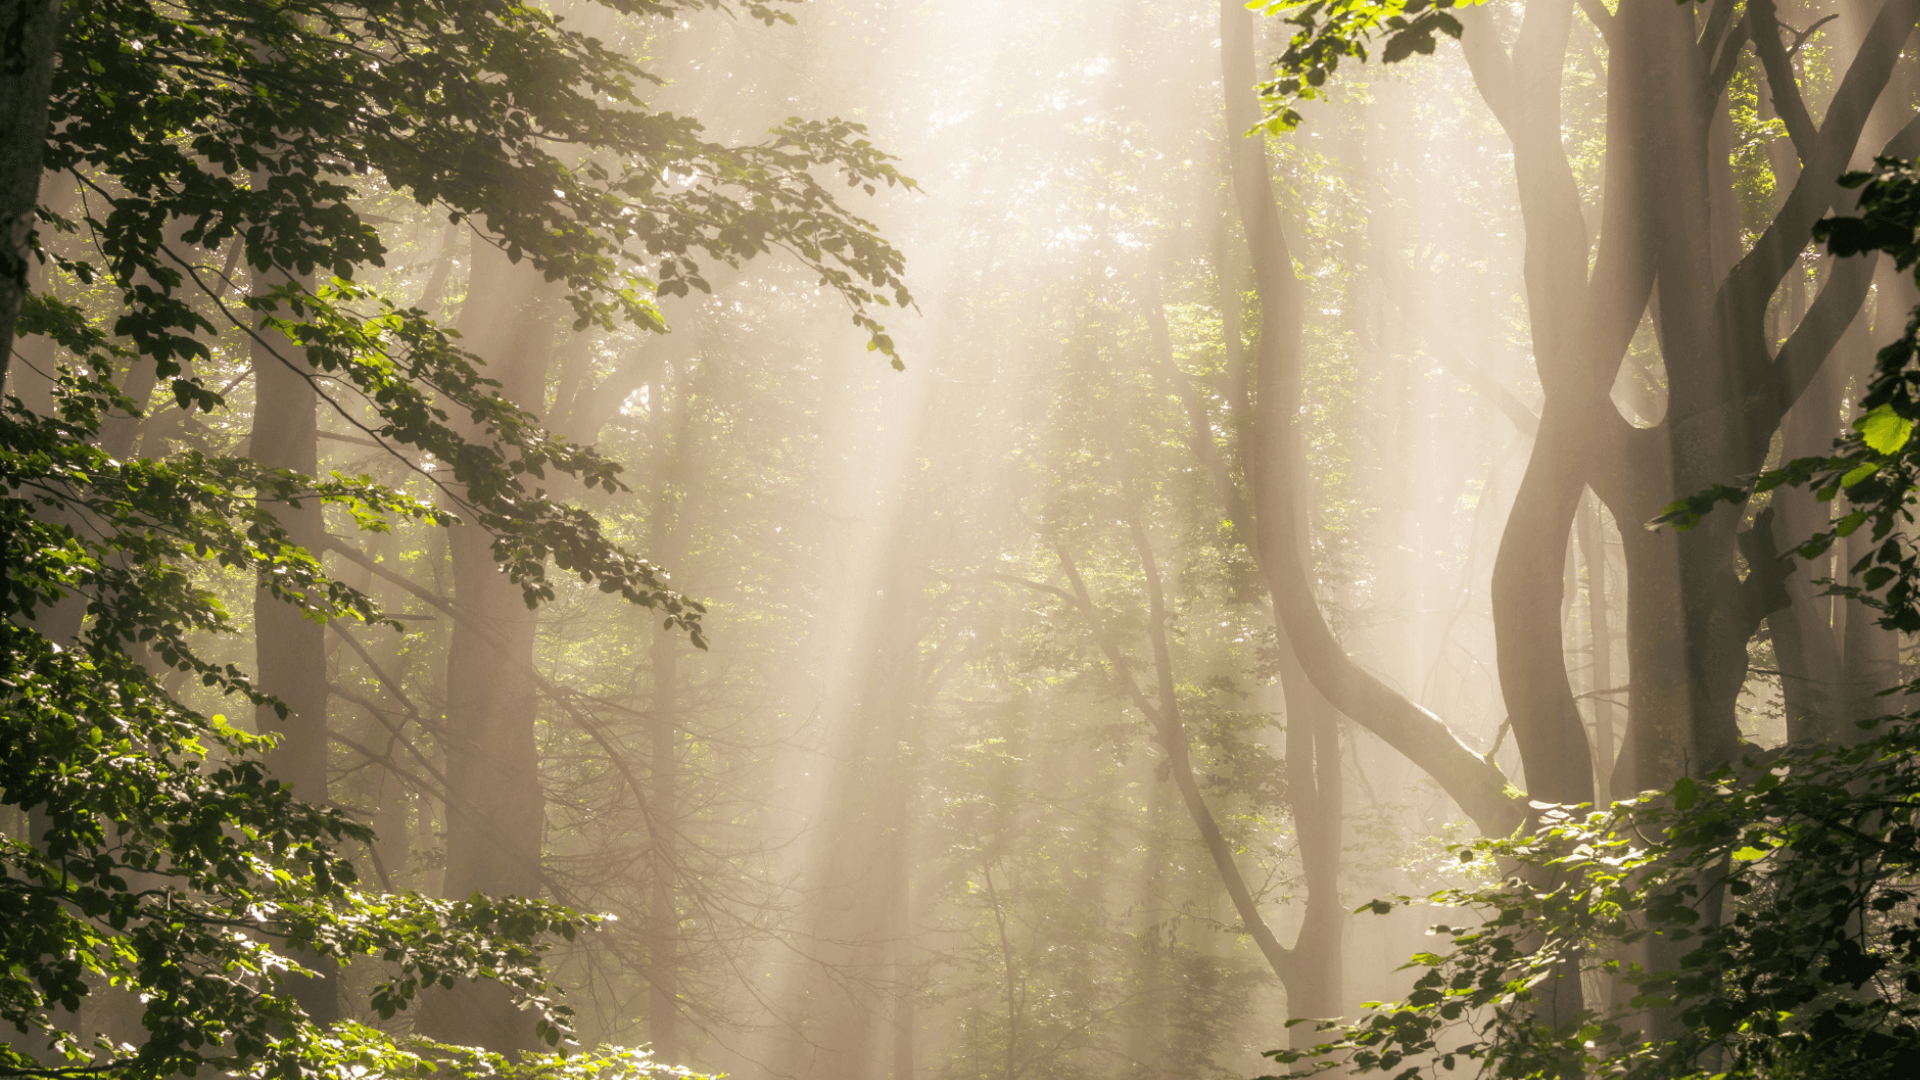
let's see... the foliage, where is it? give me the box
[1265,729,1920,1079]
[35,0,915,625]
[1250,0,1485,132]
[2,0,916,1074]
[0,449,599,1078]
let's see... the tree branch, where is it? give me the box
[1696,0,1739,68]
[1575,0,1614,44]
[1038,503,1298,980]
[1727,0,1920,322]
[1703,15,1751,115]
[1224,0,1523,836]
[1749,0,1817,160]
[1755,114,1920,429]
[1734,507,1794,643]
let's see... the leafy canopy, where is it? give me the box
[2,0,915,1074]
[1249,0,1484,133]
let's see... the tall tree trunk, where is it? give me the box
[1143,240,1346,1042]
[1769,267,1844,745]
[888,808,913,1080]
[1218,0,1518,836]
[1280,645,1343,1033]
[422,244,555,1054]
[1576,495,1618,802]
[1609,0,1919,794]
[646,371,682,1062]
[1123,755,1170,1079]
[1468,0,1634,815]
[0,0,62,377]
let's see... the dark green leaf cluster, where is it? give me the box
[0,400,609,1076]
[1251,0,1482,133]
[49,0,911,349]
[1265,729,1920,1079]
[2,0,918,1072]
[34,0,920,637]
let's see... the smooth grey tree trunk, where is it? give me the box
[250,256,337,1023]
[422,243,556,1054]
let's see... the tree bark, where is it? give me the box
[645,369,683,1063]
[1139,266,1346,1039]
[1576,495,1618,802]
[1220,0,1519,835]
[0,0,61,380]
[421,243,556,1054]
[249,255,336,1022]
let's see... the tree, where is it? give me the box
[1,0,913,1071]
[1255,0,1920,800]
[1268,149,1920,1080]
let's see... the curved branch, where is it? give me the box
[1696,0,1739,66]
[1702,15,1750,115]
[1749,114,1920,433]
[1040,514,1298,980]
[1223,0,1523,836]
[1726,0,1920,325]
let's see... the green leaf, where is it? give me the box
[1673,776,1699,811]
[1841,461,1882,488]
[1855,403,1913,455]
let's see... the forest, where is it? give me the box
[6,0,1920,1076]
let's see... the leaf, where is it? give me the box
[1841,462,1882,488]
[1855,403,1913,455]
[1673,776,1699,811]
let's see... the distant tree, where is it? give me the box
[1268,153,1920,1080]
[0,0,911,1073]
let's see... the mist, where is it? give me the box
[8,0,1919,1077]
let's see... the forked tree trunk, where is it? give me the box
[1218,0,1519,838]
[1141,259,1348,1039]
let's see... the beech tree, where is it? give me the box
[0,0,912,1072]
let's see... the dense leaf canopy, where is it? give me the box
[0,0,913,1074]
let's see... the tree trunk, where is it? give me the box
[1218,0,1518,836]
[1577,495,1618,802]
[422,243,556,1054]
[1143,236,1347,1042]
[0,0,62,379]
[646,377,682,1061]
[249,255,337,1023]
